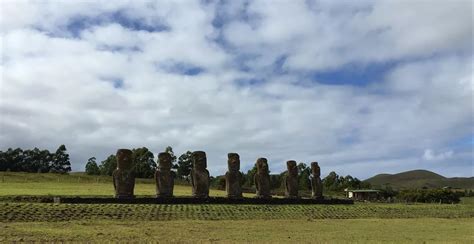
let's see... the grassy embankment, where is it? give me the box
[0,172,473,242]
[0,172,254,197]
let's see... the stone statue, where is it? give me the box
[284,160,299,198]
[310,162,323,199]
[155,152,174,197]
[190,151,210,198]
[254,158,271,199]
[113,149,135,199]
[225,153,243,198]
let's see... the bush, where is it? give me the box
[398,189,461,204]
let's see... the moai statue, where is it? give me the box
[284,160,299,198]
[113,149,135,199]
[310,162,323,199]
[190,151,210,198]
[225,153,243,198]
[155,152,174,197]
[254,158,272,199]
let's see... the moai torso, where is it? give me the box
[225,153,243,198]
[285,160,299,198]
[113,149,135,199]
[155,152,174,197]
[310,162,323,199]
[254,158,271,199]
[190,151,210,198]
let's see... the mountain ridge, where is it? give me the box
[364,169,473,189]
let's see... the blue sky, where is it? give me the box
[0,0,472,178]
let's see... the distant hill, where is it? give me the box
[364,169,474,189]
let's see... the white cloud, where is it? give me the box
[423,149,454,161]
[222,0,472,71]
[0,0,472,178]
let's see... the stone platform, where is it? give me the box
[5,196,353,205]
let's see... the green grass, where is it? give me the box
[1,172,473,242]
[0,172,255,197]
[0,182,235,197]
[461,197,474,205]
[0,172,258,197]
[1,218,472,243]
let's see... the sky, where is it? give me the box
[0,0,472,179]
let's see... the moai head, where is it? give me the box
[256,158,269,174]
[227,153,240,172]
[311,162,320,177]
[158,152,172,171]
[192,151,207,171]
[116,149,133,170]
[287,160,298,177]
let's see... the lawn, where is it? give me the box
[0,182,229,197]
[1,218,472,243]
[1,172,473,242]
[0,172,255,197]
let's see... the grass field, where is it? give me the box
[2,218,472,243]
[0,172,255,197]
[0,182,233,197]
[1,172,473,242]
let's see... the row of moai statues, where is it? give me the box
[112,149,323,199]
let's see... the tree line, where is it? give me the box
[85,146,368,192]
[397,188,461,204]
[0,145,71,173]
[85,146,190,179]
[0,144,369,192]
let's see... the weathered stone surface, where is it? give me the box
[190,151,210,198]
[310,162,323,199]
[113,149,135,199]
[284,160,299,198]
[254,158,272,199]
[155,152,174,197]
[225,153,243,198]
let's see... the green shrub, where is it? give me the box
[398,189,461,204]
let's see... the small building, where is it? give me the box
[344,189,380,201]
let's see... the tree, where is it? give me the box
[85,157,100,175]
[164,146,177,168]
[173,151,193,179]
[0,146,70,173]
[19,149,33,172]
[210,175,226,190]
[31,148,52,173]
[243,164,257,187]
[297,162,311,190]
[321,171,371,192]
[1,147,53,173]
[378,184,397,200]
[270,174,283,190]
[39,149,53,173]
[323,171,339,191]
[51,145,71,173]
[398,189,460,204]
[132,147,156,178]
[99,154,117,176]
[0,150,6,171]
[20,148,53,173]
[8,148,24,172]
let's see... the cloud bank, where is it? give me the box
[1,0,472,178]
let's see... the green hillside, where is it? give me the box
[364,169,474,189]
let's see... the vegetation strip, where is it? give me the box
[1,203,472,222]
